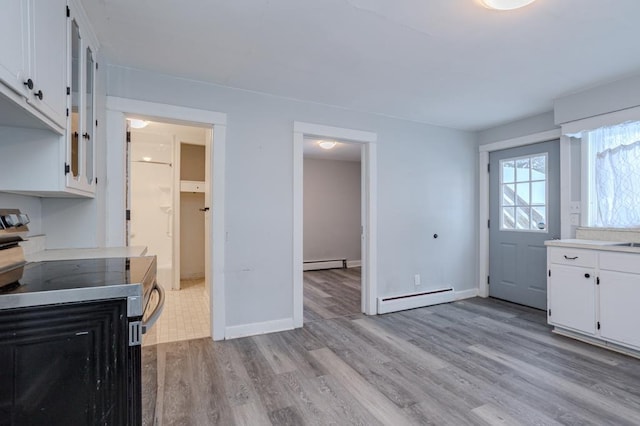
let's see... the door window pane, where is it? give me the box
[533,207,546,230]
[531,181,545,205]
[500,153,548,232]
[531,155,546,180]
[502,207,515,229]
[516,207,530,230]
[502,160,515,183]
[516,183,530,205]
[516,159,530,182]
[502,183,515,206]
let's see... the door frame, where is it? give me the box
[106,96,227,341]
[293,122,378,325]
[478,128,566,298]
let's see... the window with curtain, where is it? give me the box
[586,121,640,228]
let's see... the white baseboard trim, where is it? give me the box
[347,260,362,268]
[455,288,479,300]
[225,317,294,340]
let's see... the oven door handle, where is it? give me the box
[142,282,165,334]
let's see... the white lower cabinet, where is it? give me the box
[547,246,640,353]
[548,264,596,335]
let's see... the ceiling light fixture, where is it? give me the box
[318,141,337,150]
[128,118,150,129]
[480,0,536,10]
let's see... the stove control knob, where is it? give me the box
[3,214,20,227]
[19,214,30,225]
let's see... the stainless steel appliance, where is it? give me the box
[0,209,164,425]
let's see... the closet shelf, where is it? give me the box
[180,180,205,193]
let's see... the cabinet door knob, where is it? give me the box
[585,273,590,278]
[23,78,34,90]
[33,90,43,100]
[83,133,90,140]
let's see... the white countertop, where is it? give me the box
[545,239,640,253]
[26,246,148,262]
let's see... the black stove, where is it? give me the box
[0,209,163,425]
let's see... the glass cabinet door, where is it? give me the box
[85,47,94,185]
[70,20,81,180]
[66,9,96,195]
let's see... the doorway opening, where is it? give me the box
[293,122,377,327]
[302,137,362,322]
[127,118,212,344]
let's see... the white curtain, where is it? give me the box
[590,121,640,227]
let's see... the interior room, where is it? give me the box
[128,119,211,345]
[2,0,640,424]
[303,138,362,323]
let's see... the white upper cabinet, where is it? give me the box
[0,0,30,98]
[0,0,67,129]
[29,0,68,127]
[0,0,99,197]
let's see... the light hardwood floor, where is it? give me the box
[144,268,640,425]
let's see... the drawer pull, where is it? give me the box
[564,255,578,260]
[584,273,590,278]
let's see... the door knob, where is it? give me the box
[199,207,210,212]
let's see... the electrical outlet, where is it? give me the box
[570,202,581,214]
[414,274,421,286]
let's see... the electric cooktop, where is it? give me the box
[0,257,156,311]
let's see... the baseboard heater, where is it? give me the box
[377,287,455,314]
[303,258,347,271]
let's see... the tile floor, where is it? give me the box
[143,278,210,346]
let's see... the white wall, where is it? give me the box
[477,111,558,145]
[303,158,361,263]
[555,73,640,125]
[105,65,477,328]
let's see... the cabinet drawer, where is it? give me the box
[548,248,597,267]
[600,252,640,274]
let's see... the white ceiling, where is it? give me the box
[81,0,640,131]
